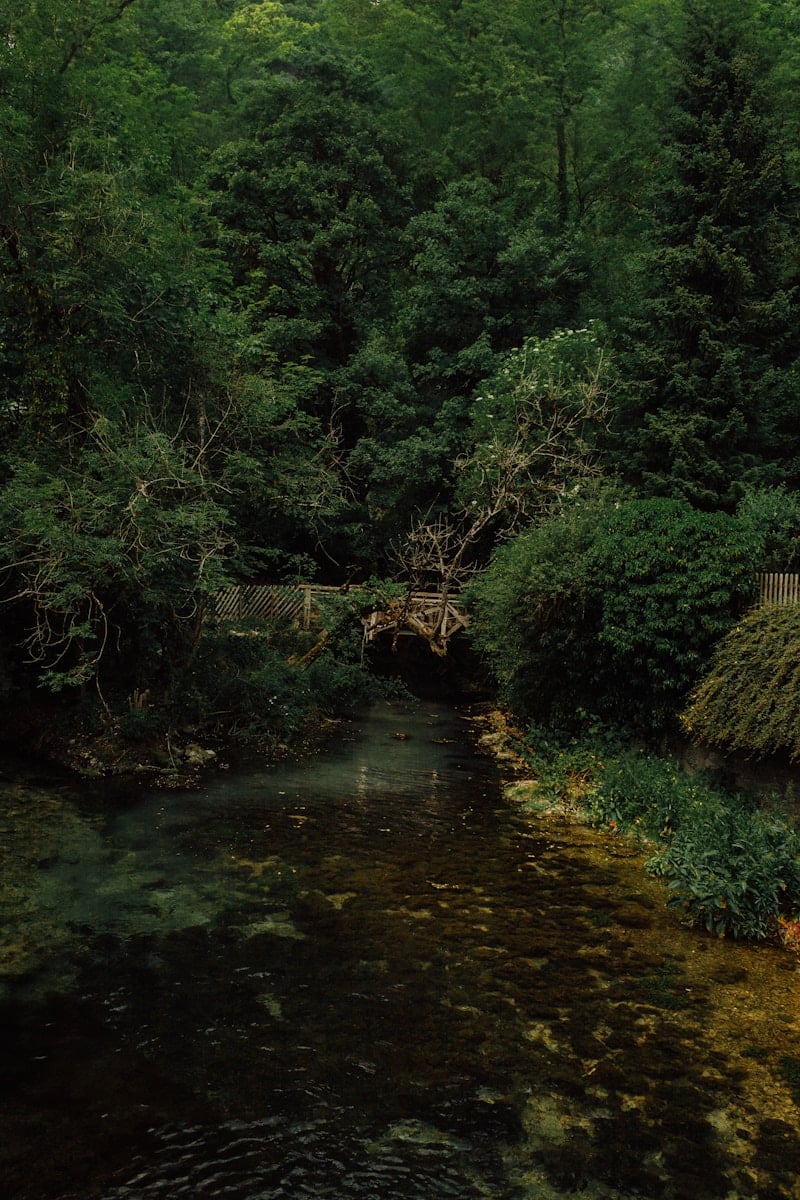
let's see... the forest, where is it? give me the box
[2,0,800,781]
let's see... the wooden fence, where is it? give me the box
[215,584,343,630]
[756,572,800,607]
[215,583,469,652]
[219,576,799,628]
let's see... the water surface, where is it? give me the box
[2,700,799,1199]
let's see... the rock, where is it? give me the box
[183,744,217,767]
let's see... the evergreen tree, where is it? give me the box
[205,46,412,417]
[204,41,438,571]
[614,0,800,508]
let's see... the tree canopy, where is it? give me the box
[1,0,799,740]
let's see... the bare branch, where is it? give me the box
[394,336,611,638]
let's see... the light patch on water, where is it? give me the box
[224,852,282,876]
[239,911,304,939]
[385,905,434,920]
[523,1021,567,1055]
[258,992,284,1019]
[374,1117,472,1152]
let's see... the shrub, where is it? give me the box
[649,803,800,940]
[589,498,759,728]
[683,605,800,760]
[466,512,594,725]
[303,636,386,713]
[171,621,382,745]
[583,751,732,839]
[119,706,169,743]
[467,493,759,733]
[736,486,800,572]
[514,721,609,810]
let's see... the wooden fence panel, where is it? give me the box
[757,572,800,606]
[215,583,471,652]
[215,584,344,629]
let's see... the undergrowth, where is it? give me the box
[516,722,800,942]
[168,618,393,747]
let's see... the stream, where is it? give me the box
[1,698,799,1199]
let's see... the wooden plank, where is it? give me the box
[215,584,469,648]
[215,586,241,620]
[757,572,800,607]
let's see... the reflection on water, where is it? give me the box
[1,700,800,1199]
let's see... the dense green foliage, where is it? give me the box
[683,605,800,759]
[614,1,800,507]
[1,0,799,755]
[172,614,386,746]
[467,493,760,733]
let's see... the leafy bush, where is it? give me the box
[649,804,800,940]
[736,486,800,572]
[118,706,169,743]
[171,621,383,745]
[583,751,729,839]
[589,498,759,728]
[467,493,759,733]
[683,605,800,760]
[589,748,800,940]
[465,483,621,726]
[304,629,387,713]
[512,721,610,810]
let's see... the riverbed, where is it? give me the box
[1,699,799,1198]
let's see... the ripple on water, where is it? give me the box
[103,1111,491,1199]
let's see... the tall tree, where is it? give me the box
[320,0,538,183]
[321,0,630,202]
[0,0,246,695]
[204,39,424,570]
[613,0,800,508]
[205,44,411,404]
[0,0,226,439]
[522,0,631,229]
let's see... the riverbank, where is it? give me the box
[0,694,350,789]
[0,696,220,786]
[469,705,800,952]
